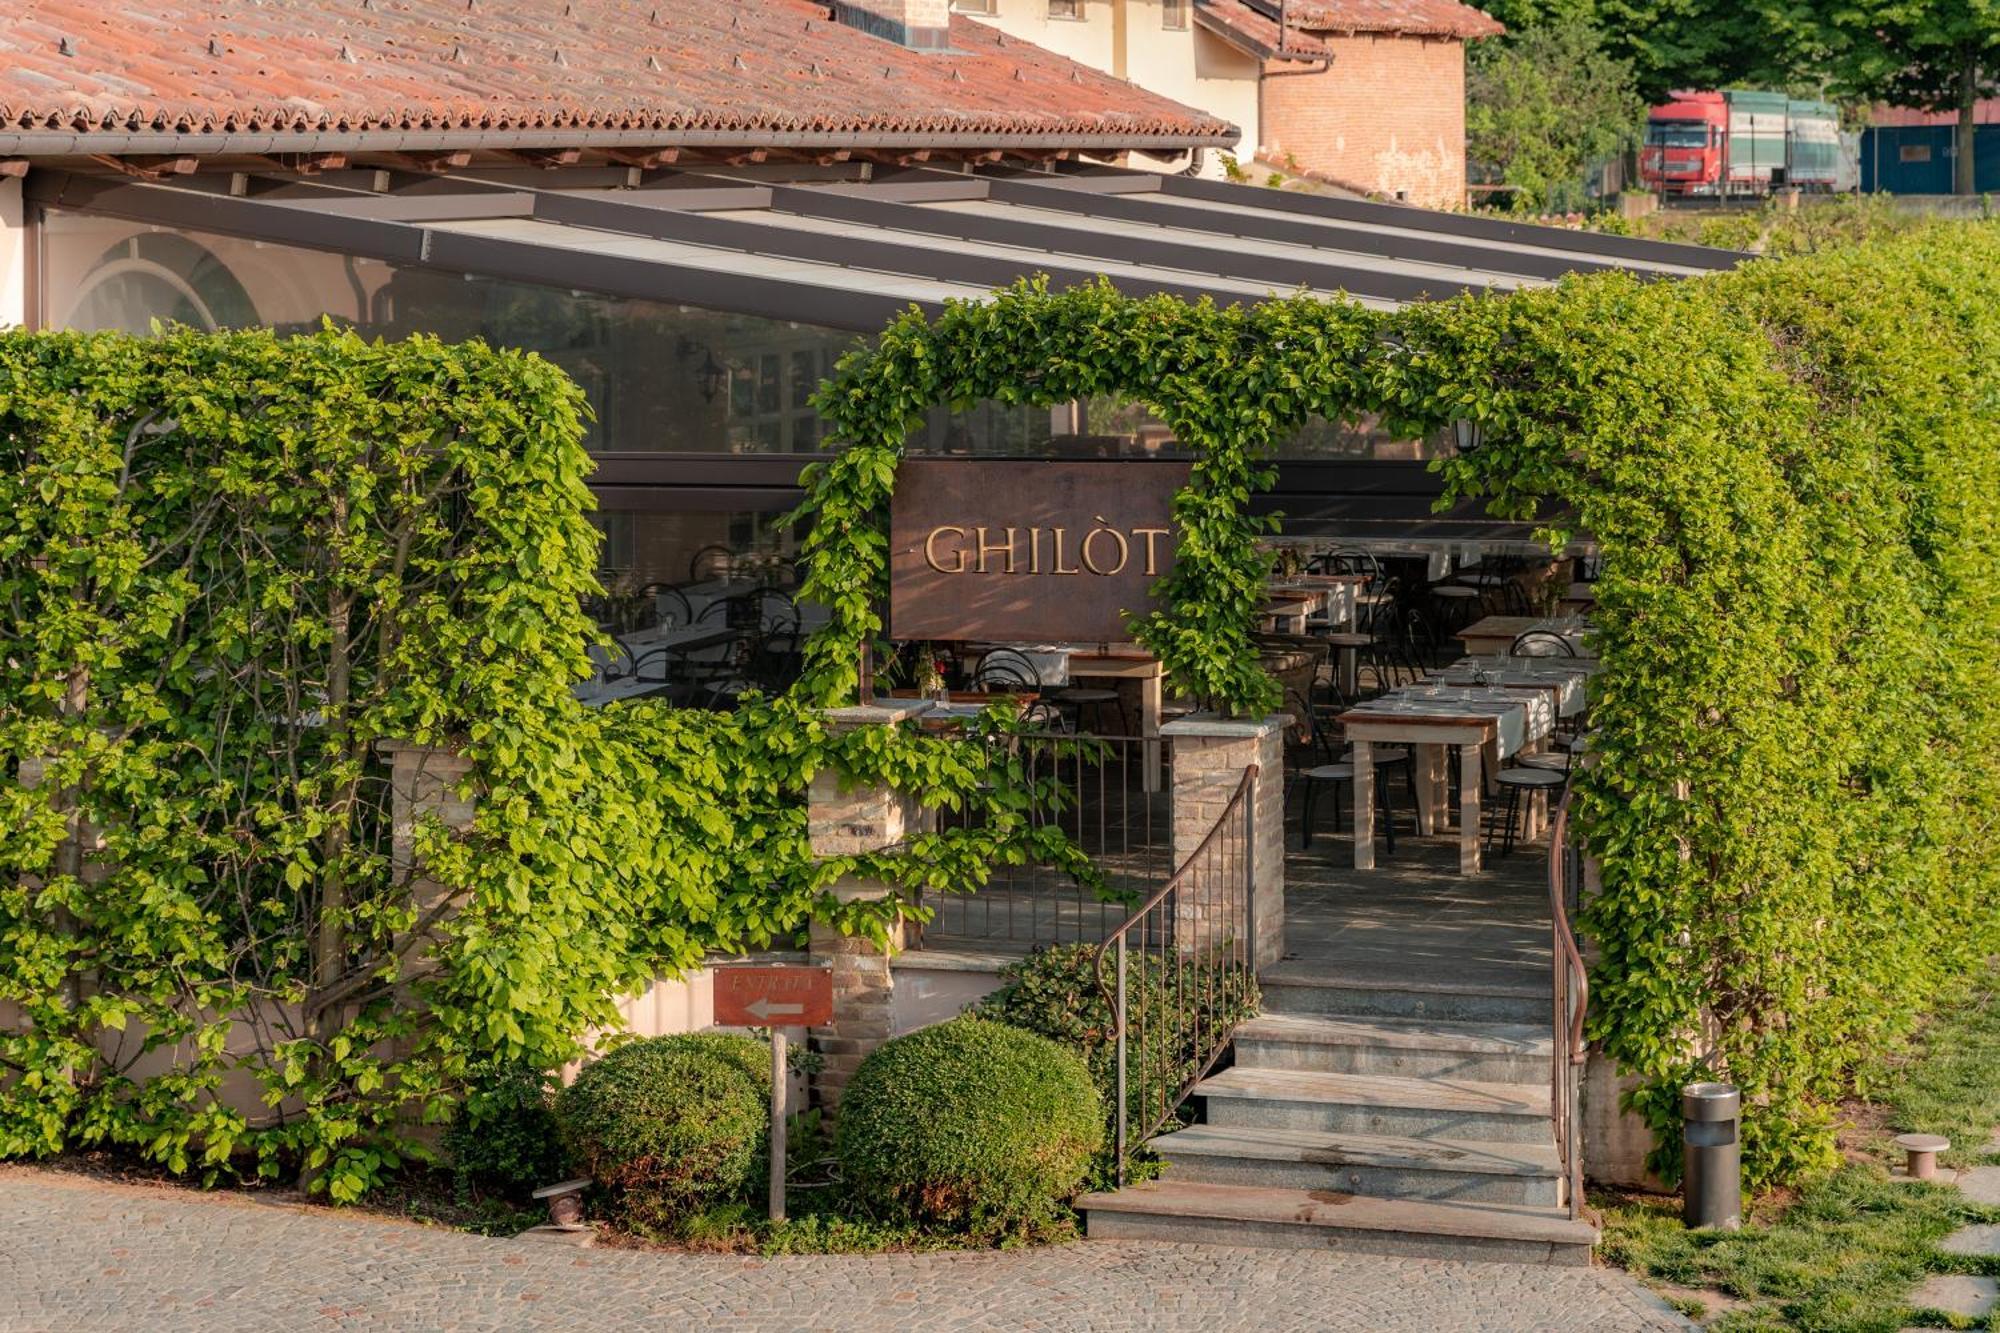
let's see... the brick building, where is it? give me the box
[956,0,1501,205]
[1255,0,1502,206]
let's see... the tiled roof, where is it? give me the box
[1282,0,1503,40]
[0,0,1234,148]
[1193,0,1332,61]
[1870,100,2000,128]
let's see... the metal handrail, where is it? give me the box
[1094,764,1259,1186]
[1548,786,1590,1220]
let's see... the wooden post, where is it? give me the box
[769,1027,787,1223]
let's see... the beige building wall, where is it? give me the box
[0,177,26,328]
[956,0,1259,178]
[1260,34,1469,207]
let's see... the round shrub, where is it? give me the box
[445,1060,566,1202]
[555,1033,769,1231]
[835,1016,1102,1239]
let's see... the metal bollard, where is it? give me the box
[1682,1082,1742,1230]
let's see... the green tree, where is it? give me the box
[1594,0,1791,101]
[1466,20,1648,210]
[1814,0,2000,195]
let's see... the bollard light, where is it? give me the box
[1682,1082,1741,1230]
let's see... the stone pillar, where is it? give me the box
[806,701,930,1108]
[1160,714,1287,973]
[377,742,478,964]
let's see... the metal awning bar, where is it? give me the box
[967,173,1665,281]
[30,160,1741,337]
[1131,168,1740,271]
[757,182,1505,301]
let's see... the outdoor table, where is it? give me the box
[1428,655,1594,718]
[1558,581,1597,616]
[574,675,677,707]
[587,623,740,680]
[1268,575,1361,634]
[1455,614,1596,659]
[959,644,1167,792]
[1337,686,1556,875]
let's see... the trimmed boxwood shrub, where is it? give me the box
[974,944,1258,1150]
[444,1060,566,1202]
[835,1015,1102,1240]
[555,1033,769,1232]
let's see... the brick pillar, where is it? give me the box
[806,700,931,1108]
[1160,714,1287,972]
[377,742,478,963]
[830,0,950,50]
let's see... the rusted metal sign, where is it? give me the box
[890,459,1188,643]
[713,966,833,1027]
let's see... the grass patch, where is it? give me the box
[1598,966,2000,1331]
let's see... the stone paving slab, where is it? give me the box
[1958,1165,2000,1206]
[1940,1223,2000,1257]
[1,1167,1692,1332]
[1908,1274,1999,1320]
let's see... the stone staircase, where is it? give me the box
[1079,965,1597,1265]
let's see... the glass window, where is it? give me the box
[951,0,997,11]
[1048,0,1081,16]
[1162,0,1189,28]
[1274,414,1448,460]
[1646,121,1710,149]
[39,210,861,458]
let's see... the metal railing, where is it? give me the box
[915,730,1171,952]
[1549,786,1590,1220]
[1094,764,1259,1185]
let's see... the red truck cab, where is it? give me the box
[1641,92,1727,195]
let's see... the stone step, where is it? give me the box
[1260,970,1550,1025]
[1198,1066,1553,1143]
[1234,1012,1554,1084]
[1080,1180,1595,1265]
[1150,1124,1562,1205]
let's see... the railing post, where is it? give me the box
[1243,768,1258,964]
[1113,934,1128,1186]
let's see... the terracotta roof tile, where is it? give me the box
[1193,0,1332,61]
[0,0,1234,147]
[1283,0,1503,40]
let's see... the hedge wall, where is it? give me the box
[1386,226,2000,1184]
[0,328,1107,1197]
[5,224,1997,1195]
[802,226,2000,1186]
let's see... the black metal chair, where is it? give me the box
[635,581,694,630]
[1509,629,1577,658]
[688,544,734,583]
[1286,691,1417,854]
[971,647,1043,694]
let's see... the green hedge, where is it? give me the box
[1386,226,2000,1184]
[805,227,2000,1186]
[835,1016,1102,1239]
[556,1033,769,1232]
[974,943,1258,1170]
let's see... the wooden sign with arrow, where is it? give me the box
[712,965,833,1225]
[713,966,832,1028]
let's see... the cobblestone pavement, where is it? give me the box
[3,1167,1691,1333]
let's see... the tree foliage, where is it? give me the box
[0,327,1105,1199]
[1389,225,2000,1184]
[1466,19,1648,211]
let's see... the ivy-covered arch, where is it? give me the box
[791,280,1390,715]
[790,231,2000,1191]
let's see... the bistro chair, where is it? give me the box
[1286,691,1416,855]
[1509,629,1577,658]
[687,544,735,583]
[636,582,694,630]
[1488,764,1569,856]
[971,647,1043,694]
